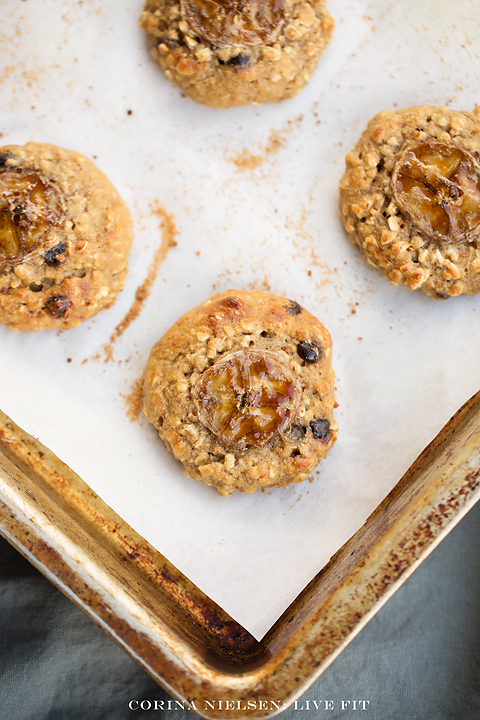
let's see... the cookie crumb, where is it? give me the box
[231,116,303,170]
[122,374,145,422]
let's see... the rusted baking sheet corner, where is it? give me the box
[1,392,480,720]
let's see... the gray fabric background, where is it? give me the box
[1,501,480,720]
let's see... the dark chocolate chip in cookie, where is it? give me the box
[310,418,331,440]
[45,294,72,318]
[283,423,306,442]
[297,340,322,363]
[157,37,180,49]
[0,153,13,170]
[287,300,302,315]
[226,54,250,68]
[44,242,67,266]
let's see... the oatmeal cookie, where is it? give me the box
[339,105,480,298]
[140,0,334,108]
[144,289,337,495]
[0,142,133,330]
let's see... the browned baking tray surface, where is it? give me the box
[1,392,480,719]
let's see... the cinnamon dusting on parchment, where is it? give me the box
[122,374,145,422]
[283,203,344,300]
[103,204,178,361]
[231,115,304,170]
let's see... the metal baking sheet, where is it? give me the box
[2,392,480,717]
[1,0,480,647]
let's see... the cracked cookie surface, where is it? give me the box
[140,0,334,107]
[143,289,337,496]
[0,142,133,330]
[339,105,480,298]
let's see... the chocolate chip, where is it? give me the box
[310,418,330,441]
[0,152,13,169]
[45,295,72,319]
[287,300,302,315]
[210,454,225,462]
[297,340,322,363]
[284,424,306,443]
[45,243,67,266]
[157,37,179,49]
[227,54,249,67]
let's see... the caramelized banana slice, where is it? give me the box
[392,142,480,241]
[181,0,284,46]
[194,349,299,450]
[0,170,64,263]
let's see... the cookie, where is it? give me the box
[339,105,480,298]
[140,0,334,108]
[143,289,337,495]
[0,142,133,330]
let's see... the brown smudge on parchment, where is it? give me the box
[103,204,178,361]
[230,115,304,170]
[121,374,145,422]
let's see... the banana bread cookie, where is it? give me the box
[143,289,337,495]
[0,142,133,330]
[339,105,480,298]
[140,0,334,108]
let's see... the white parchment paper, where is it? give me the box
[1,0,480,639]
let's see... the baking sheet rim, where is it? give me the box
[1,390,480,719]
